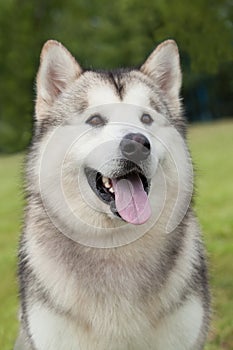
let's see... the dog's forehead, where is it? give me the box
[87,83,119,106]
[123,83,151,106]
[86,75,151,109]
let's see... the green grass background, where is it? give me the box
[0,121,232,349]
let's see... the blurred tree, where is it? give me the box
[0,0,66,152]
[0,0,232,152]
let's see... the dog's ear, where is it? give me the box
[36,40,82,117]
[141,40,181,109]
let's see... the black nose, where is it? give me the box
[120,133,151,162]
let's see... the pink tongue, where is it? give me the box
[112,173,151,225]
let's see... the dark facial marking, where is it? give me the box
[108,72,124,99]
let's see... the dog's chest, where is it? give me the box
[28,295,203,350]
[28,298,155,350]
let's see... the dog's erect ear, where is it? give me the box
[141,40,181,107]
[36,40,82,116]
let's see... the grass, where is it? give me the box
[0,154,23,348]
[0,120,233,349]
[189,120,233,349]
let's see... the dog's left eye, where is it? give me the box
[141,113,153,125]
[86,114,106,127]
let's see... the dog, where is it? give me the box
[14,39,210,350]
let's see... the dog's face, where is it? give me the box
[32,40,193,247]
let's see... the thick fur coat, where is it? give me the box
[15,40,210,350]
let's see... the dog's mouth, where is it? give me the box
[85,162,151,225]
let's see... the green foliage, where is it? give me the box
[0,0,232,152]
[0,121,233,349]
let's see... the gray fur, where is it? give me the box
[15,40,210,350]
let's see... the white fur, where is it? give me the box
[28,296,203,350]
[28,303,81,350]
[152,296,204,350]
[88,84,120,107]
[123,83,151,107]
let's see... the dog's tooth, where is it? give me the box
[109,187,114,193]
[102,176,111,188]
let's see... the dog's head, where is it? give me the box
[32,40,192,247]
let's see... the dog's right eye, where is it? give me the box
[86,114,106,127]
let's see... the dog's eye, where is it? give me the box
[86,114,106,126]
[141,113,153,125]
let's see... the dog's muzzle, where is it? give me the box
[84,133,152,225]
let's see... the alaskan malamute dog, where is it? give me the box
[15,39,210,350]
